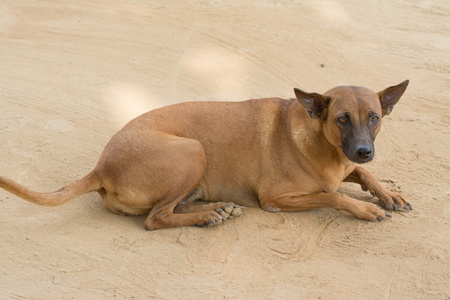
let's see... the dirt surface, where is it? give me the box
[1,0,449,299]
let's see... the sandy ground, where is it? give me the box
[0,0,449,299]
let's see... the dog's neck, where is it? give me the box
[284,100,350,165]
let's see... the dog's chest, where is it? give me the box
[318,161,355,192]
[288,158,353,194]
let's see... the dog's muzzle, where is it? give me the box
[344,143,374,164]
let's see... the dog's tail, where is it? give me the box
[0,171,101,206]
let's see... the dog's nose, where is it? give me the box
[356,146,372,159]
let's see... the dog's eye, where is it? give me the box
[338,116,347,124]
[370,116,379,123]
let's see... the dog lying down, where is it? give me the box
[0,80,412,230]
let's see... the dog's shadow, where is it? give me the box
[339,182,377,204]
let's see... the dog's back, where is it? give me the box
[97,98,307,205]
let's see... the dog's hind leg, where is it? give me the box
[98,188,150,216]
[145,197,228,230]
[139,137,228,230]
[96,130,232,230]
[174,201,243,220]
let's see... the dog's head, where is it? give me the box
[294,80,409,164]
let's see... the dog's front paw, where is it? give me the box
[354,202,392,222]
[375,189,412,212]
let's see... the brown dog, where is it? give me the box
[0,80,412,230]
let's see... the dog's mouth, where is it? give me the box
[350,154,374,164]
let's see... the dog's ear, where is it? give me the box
[294,88,331,119]
[378,80,409,117]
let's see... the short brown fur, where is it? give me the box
[0,80,411,230]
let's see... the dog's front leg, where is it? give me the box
[344,166,412,211]
[261,192,390,222]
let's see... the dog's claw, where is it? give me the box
[385,212,392,218]
[406,202,413,210]
[392,203,399,211]
[403,205,410,212]
[206,216,222,227]
[376,216,383,222]
[215,208,229,220]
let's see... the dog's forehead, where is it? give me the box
[325,86,381,112]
